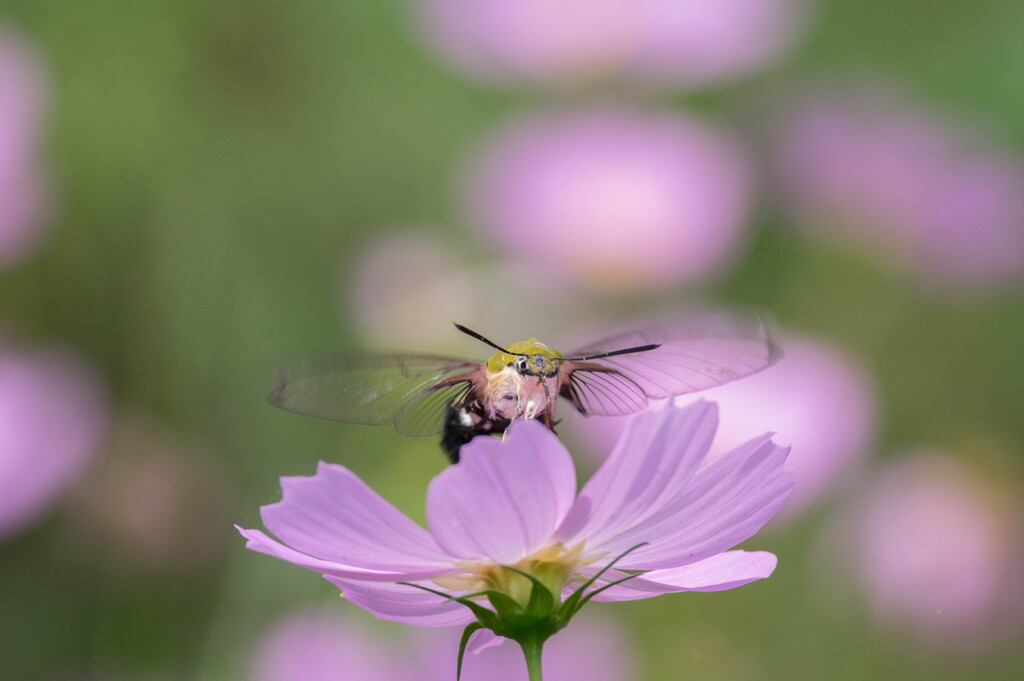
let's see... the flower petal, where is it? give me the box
[557,400,717,546]
[427,421,576,563]
[258,462,453,572]
[602,433,794,570]
[325,576,477,627]
[237,526,453,581]
[586,550,778,601]
[645,550,779,591]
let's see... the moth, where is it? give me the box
[269,311,780,462]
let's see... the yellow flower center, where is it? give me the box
[433,541,601,608]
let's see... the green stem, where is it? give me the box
[520,639,544,681]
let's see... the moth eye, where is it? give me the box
[514,356,528,372]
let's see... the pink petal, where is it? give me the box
[604,434,793,569]
[699,335,877,523]
[557,400,716,545]
[427,421,576,563]
[258,462,453,572]
[587,550,778,601]
[236,527,452,581]
[464,629,505,655]
[325,576,477,627]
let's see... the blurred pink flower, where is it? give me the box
[463,109,753,292]
[0,344,109,541]
[775,86,1024,295]
[252,608,631,681]
[412,0,806,89]
[65,413,231,573]
[346,231,480,349]
[566,335,877,523]
[253,609,399,681]
[830,452,1024,653]
[0,26,51,270]
[344,230,568,352]
[239,401,792,627]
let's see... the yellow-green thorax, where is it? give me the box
[486,339,563,375]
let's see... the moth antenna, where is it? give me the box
[453,323,527,356]
[556,343,661,362]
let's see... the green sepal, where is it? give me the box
[496,564,556,617]
[567,571,641,616]
[402,545,650,680]
[525,578,556,618]
[485,589,524,619]
[557,542,647,620]
[456,622,484,681]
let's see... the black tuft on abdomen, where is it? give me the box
[440,404,509,464]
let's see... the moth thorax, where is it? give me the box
[495,338,562,377]
[514,353,560,378]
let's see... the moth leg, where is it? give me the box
[541,379,558,431]
[503,411,520,441]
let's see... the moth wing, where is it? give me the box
[269,352,483,435]
[557,363,649,417]
[560,310,781,414]
[394,378,477,437]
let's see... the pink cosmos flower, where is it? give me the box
[412,0,807,89]
[0,344,109,541]
[463,109,753,293]
[344,230,568,353]
[239,400,793,630]
[0,26,51,271]
[775,85,1024,296]
[568,335,877,524]
[252,607,631,681]
[826,452,1024,654]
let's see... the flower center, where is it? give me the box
[434,541,598,607]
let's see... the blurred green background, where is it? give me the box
[1,1,1023,679]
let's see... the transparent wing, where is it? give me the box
[561,310,781,409]
[394,379,476,437]
[268,352,483,435]
[559,365,649,417]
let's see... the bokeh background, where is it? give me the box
[2,1,1023,679]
